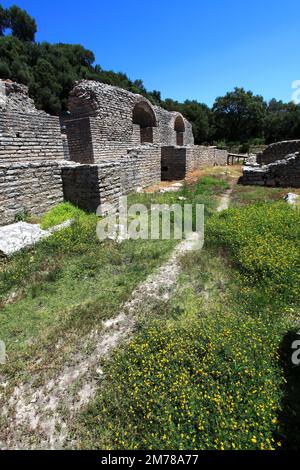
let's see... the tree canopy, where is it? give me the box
[0,4,299,146]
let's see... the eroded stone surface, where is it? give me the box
[0,219,73,256]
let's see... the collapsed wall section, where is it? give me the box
[257,140,300,165]
[240,153,300,188]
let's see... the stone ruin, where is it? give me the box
[0,78,228,225]
[240,140,300,188]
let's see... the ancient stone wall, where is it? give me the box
[154,107,194,147]
[0,112,65,163]
[0,161,64,225]
[257,140,300,165]
[61,162,122,215]
[240,153,300,188]
[61,145,161,214]
[161,147,186,181]
[0,79,65,163]
[161,146,228,181]
[119,145,161,192]
[66,81,193,164]
[187,146,227,171]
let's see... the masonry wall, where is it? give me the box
[0,161,64,225]
[61,162,122,215]
[161,146,228,181]
[161,147,186,181]
[154,107,194,147]
[187,146,228,171]
[119,145,161,192]
[66,81,193,164]
[0,112,65,163]
[257,140,300,165]
[240,153,300,188]
[65,118,94,163]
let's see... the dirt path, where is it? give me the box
[0,191,231,450]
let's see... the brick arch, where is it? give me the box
[132,100,157,143]
[174,114,185,146]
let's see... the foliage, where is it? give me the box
[212,88,266,143]
[76,195,300,450]
[78,309,283,450]
[206,203,300,302]
[40,202,86,229]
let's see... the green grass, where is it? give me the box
[0,176,225,381]
[40,202,86,229]
[231,185,300,207]
[75,198,300,450]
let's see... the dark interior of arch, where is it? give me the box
[132,101,157,143]
[133,102,157,128]
[174,115,185,146]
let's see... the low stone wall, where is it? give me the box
[187,146,228,171]
[0,112,65,163]
[61,162,122,215]
[0,161,64,225]
[240,153,300,188]
[120,145,161,191]
[161,145,228,181]
[257,140,300,165]
[61,145,161,214]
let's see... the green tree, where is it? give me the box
[0,5,9,36]
[212,88,267,143]
[7,5,37,42]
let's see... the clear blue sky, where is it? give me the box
[2,0,300,106]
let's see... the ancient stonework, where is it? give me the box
[257,140,300,165]
[0,161,64,225]
[0,80,65,164]
[240,139,300,188]
[0,78,229,225]
[240,152,300,188]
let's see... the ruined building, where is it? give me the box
[0,79,228,225]
[240,140,300,188]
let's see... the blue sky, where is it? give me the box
[2,0,300,106]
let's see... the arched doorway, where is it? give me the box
[133,101,157,144]
[174,115,185,146]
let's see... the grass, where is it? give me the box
[74,188,300,450]
[231,184,300,207]
[0,175,225,382]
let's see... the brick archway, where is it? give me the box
[174,115,185,146]
[133,101,157,144]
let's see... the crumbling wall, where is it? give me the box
[187,146,227,171]
[0,161,64,225]
[154,107,194,147]
[257,140,300,165]
[240,153,300,188]
[61,145,160,214]
[66,81,160,162]
[0,79,65,163]
[119,145,161,192]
